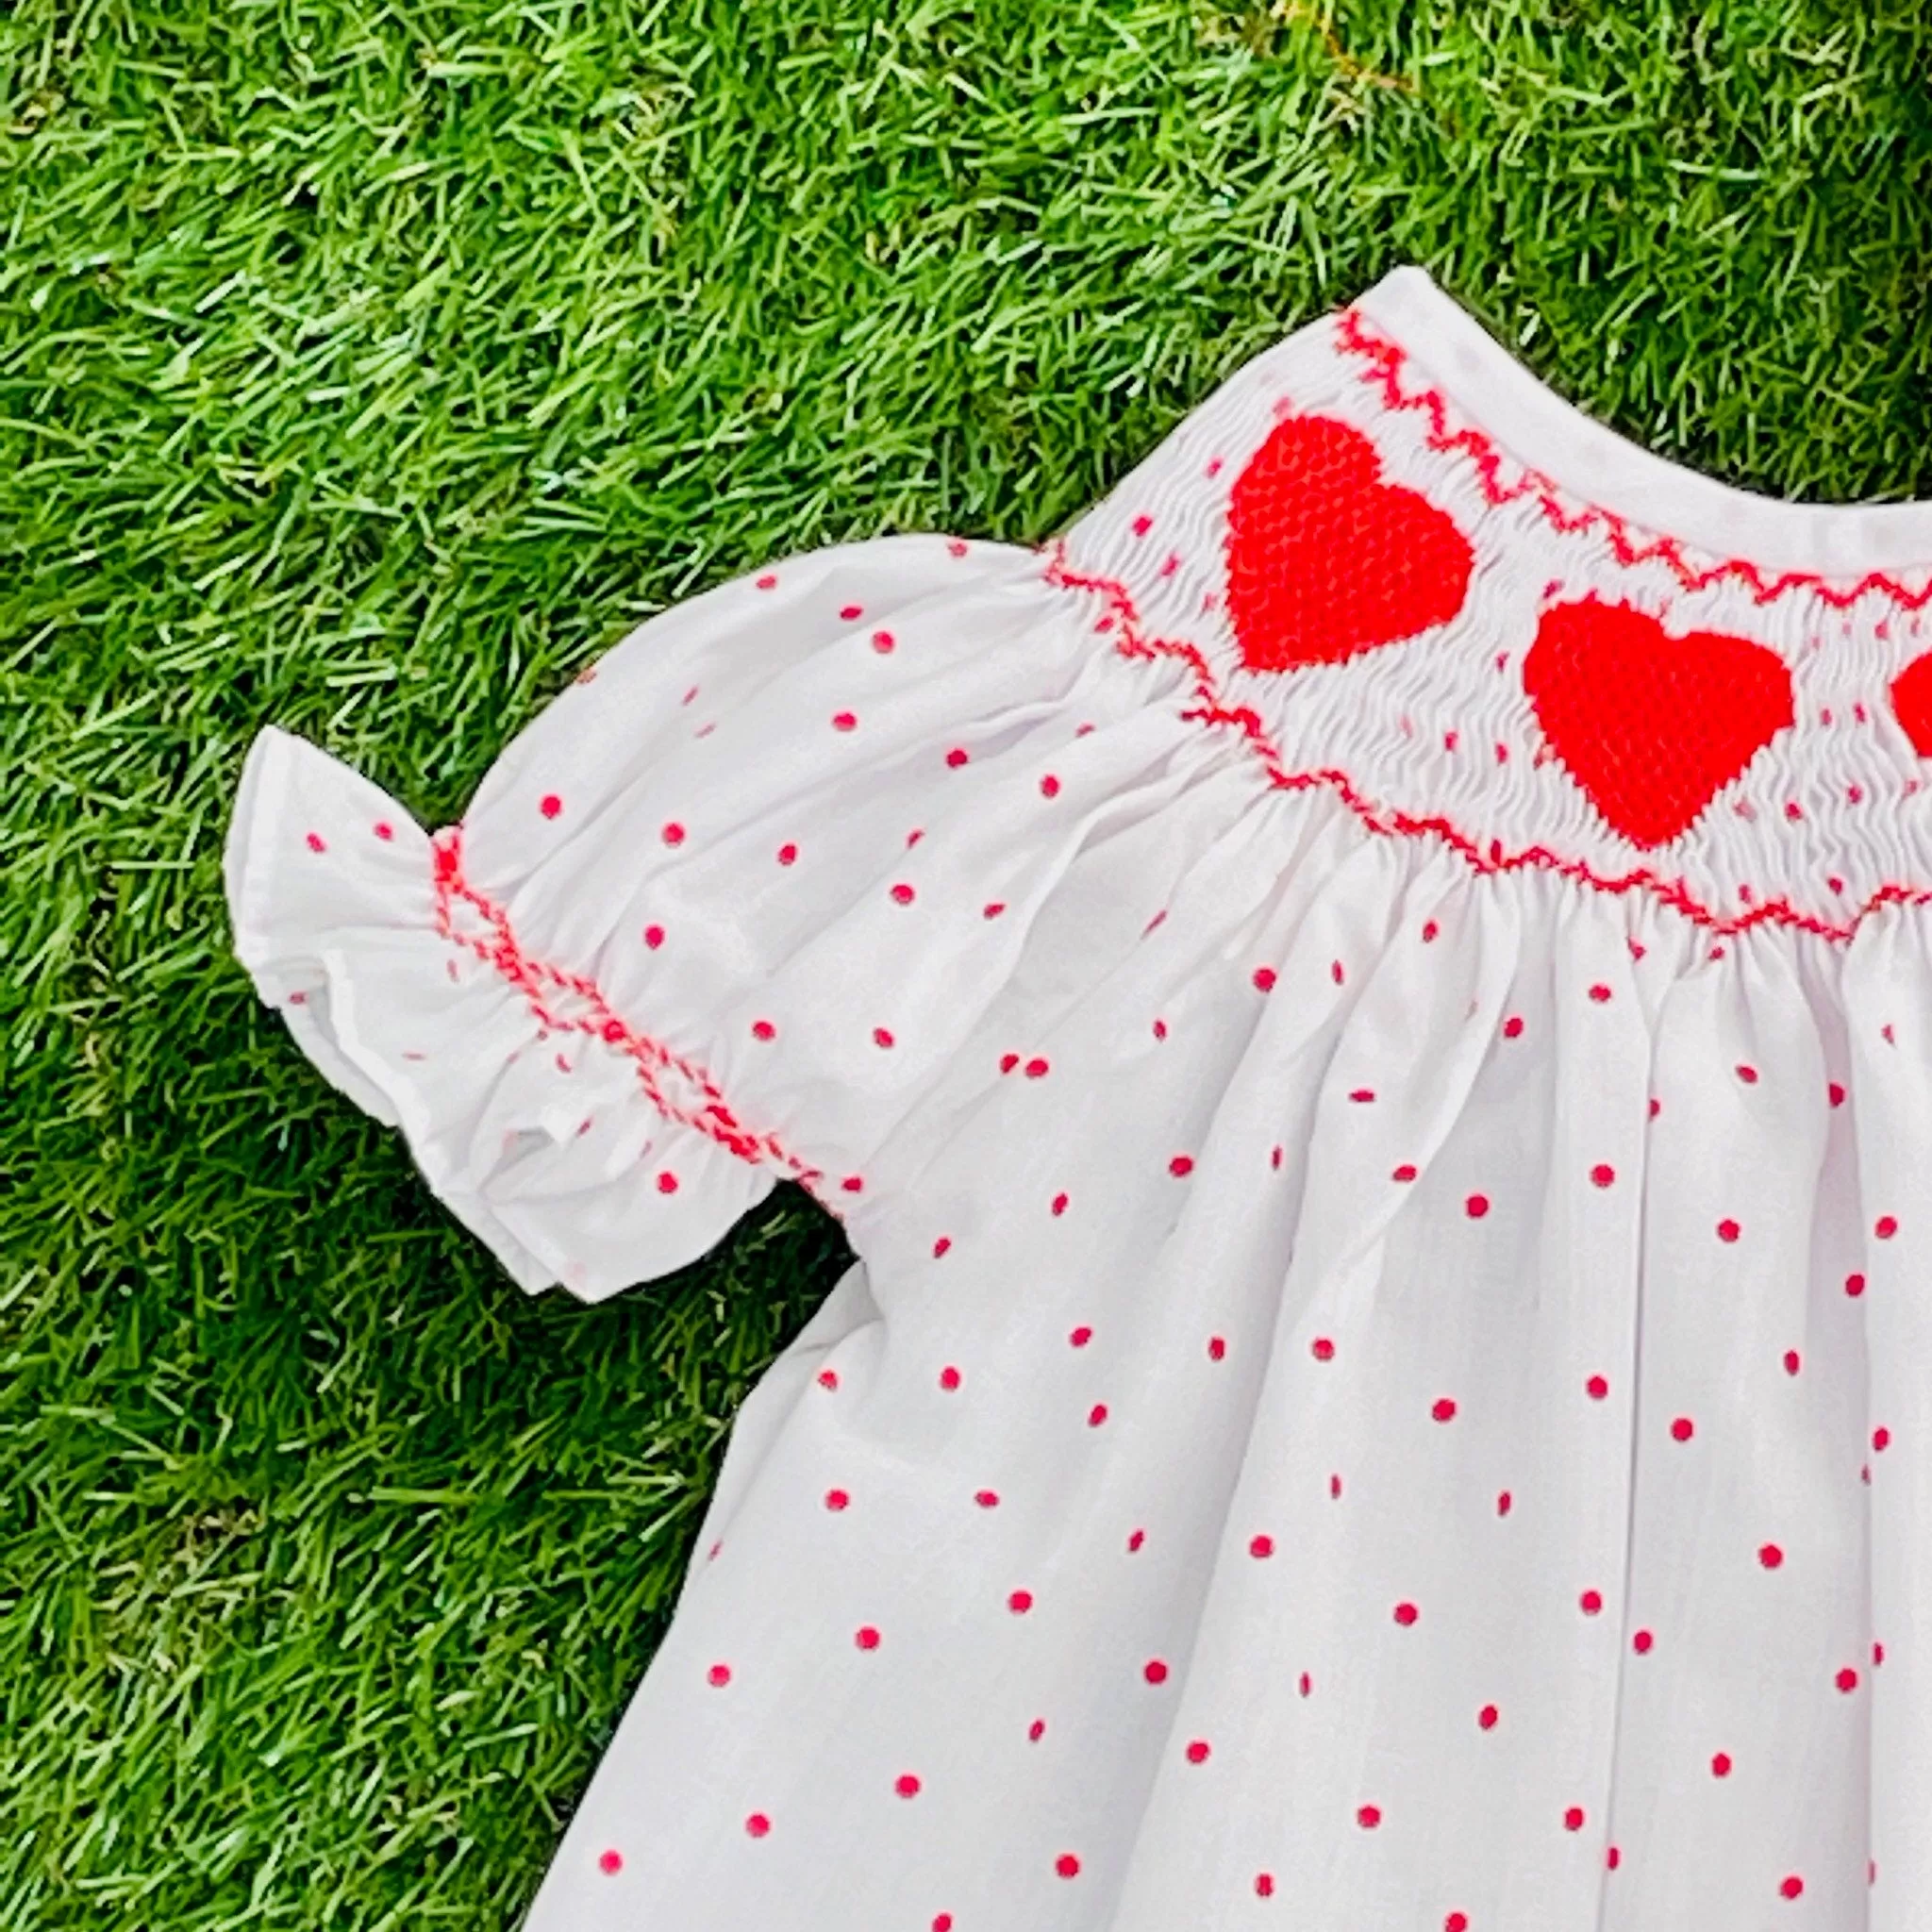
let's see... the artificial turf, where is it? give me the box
[5,2,1931,1924]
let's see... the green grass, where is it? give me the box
[5,1,1930,1924]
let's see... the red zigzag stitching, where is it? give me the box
[430,828,849,1198]
[1041,545,1932,944]
[1334,306,1932,615]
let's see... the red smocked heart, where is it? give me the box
[1224,413,1474,672]
[1524,595,1794,848]
[1892,650,1932,757]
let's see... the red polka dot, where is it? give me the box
[752,1019,776,1041]
[933,1916,952,1932]
[756,573,777,590]
[1169,1154,1194,1176]
[839,603,862,621]
[656,1172,679,1194]
[1837,1666,1859,1692]
[1051,1191,1069,1216]
[1711,1752,1732,1777]
[1298,1671,1311,1696]
[1607,1846,1622,1871]
[598,1848,623,1874]
[894,1773,921,1797]
[1589,984,1611,1003]
[1478,1704,1499,1730]
[1256,1873,1275,1898]
[745,1813,770,1837]
[1736,1063,1759,1084]
[1717,1218,1741,1242]
[1028,1719,1045,1740]
[1254,966,1277,991]
[1349,1087,1375,1104]
[1024,1056,1049,1077]
[1330,1474,1343,1498]
[1088,1404,1108,1426]
[1466,1193,1491,1219]
[1503,1014,1524,1038]
[890,882,914,905]
[1671,1416,1694,1441]
[373,821,393,841]
[708,1662,731,1685]
[643,924,665,948]
[1579,1589,1603,1615]
[939,1365,960,1391]
[1784,1350,1801,1375]
[873,629,895,653]
[1564,1807,1585,1831]
[1144,1657,1169,1683]
[1070,1325,1092,1347]
[1008,1589,1033,1613]
[824,1488,849,1510]
[1586,1374,1609,1400]
[1392,1162,1418,1182]
[1633,1629,1653,1653]
[1846,1272,1866,1297]
[661,821,684,845]
[1393,1601,1419,1625]
[1496,1491,1511,1515]
[1249,1533,1274,1557]
[1591,1163,1616,1187]
[1185,1740,1210,1763]
[932,1236,952,1258]
[1759,1542,1784,1568]
[1876,1214,1899,1239]
[1431,1396,1457,1422]
[1208,1335,1226,1360]
[945,747,969,769]
[1357,1805,1382,1828]
[1127,1528,1145,1551]
[1056,1854,1080,1878]
[874,1027,894,1048]
[1332,959,1345,985]
[540,793,562,818]
[305,830,325,852]
[776,841,798,864]
[856,1625,880,1649]
[1311,1337,1335,1360]
[1041,774,1060,799]
[1423,920,1441,942]
[1780,1876,1804,1900]
[1874,1425,1891,1451]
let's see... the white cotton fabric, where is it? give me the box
[225,264,1932,1931]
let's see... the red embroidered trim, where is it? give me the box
[1335,306,1932,615]
[429,829,839,1201]
[1041,545,1932,942]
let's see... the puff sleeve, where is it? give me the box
[224,532,1194,1301]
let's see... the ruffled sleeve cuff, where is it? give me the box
[224,726,778,1301]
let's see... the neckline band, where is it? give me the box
[1349,264,1932,583]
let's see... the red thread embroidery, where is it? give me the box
[1224,412,1474,669]
[1524,595,1795,848]
[1893,650,1932,757]
[429,831,839,1201]
[1041,545,1932,941]
[1336,306,1932,614]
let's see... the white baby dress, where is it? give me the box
[224,264,1932,1932]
